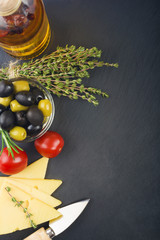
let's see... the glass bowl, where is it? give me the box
[10,77,55,142]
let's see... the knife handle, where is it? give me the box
[24,227,51,240]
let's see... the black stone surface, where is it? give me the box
[0,0,160,239]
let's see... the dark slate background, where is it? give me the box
[0,0,160,239]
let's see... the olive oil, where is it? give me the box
[0,0,51,59]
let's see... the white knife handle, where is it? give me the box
[24,227,53,240]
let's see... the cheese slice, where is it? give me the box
[0,178,62,195]
[10,157,49,179]
[0,181,61,235]
[6,179,62,208]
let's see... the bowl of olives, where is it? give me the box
[0,77,55,142]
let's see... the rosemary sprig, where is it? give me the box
[0,128,23,158]
[5,186,37,229]
[0,45,118,106]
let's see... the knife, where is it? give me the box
[24,199,90,240]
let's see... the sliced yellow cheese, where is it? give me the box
[6,179,62,208]
[0,181,61,235]
[0,178,62,195]
[10,157,49,179]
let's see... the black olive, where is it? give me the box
[0,80,14,97]
[26,106,44,126]
[15,111,29,127]
[15,91,35,106]
[0,104,6,114]
[0,110,16,131]
[31,87,45,104]
[27,124,42,136]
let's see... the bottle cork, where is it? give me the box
[0,0,22,16]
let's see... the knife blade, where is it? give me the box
[24,199,90,240]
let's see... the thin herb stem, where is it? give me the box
[5,187,37,229]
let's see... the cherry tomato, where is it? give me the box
[0,147,28,175]
[34,131,64,158]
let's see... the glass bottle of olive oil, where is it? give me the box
[0,0,51,59]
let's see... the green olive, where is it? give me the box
[9,126,27,141]
[13,81,30,93]
[0,95,13,107]
[10,100,29,112]
[38,99,52,117]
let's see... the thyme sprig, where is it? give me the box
[0,45,118,106]
[5,187,37,229]
[0,128,23,158]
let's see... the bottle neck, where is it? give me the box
[0,0,22,16]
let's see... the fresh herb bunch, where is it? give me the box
[5,187,37,229]
[0,128,23,158]
[0,45,118,106]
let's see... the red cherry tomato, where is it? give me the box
[0,147,28,175]
[34,131,64,158]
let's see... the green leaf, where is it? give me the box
[26,213,33,218]
[5,187,11,192]
[12,197,16,202]
[22,63,28,68]
[24,208,27,213]
[57,83,64,88]
[82,95,86,100]
[93,101,99,106]
[31,220,37,229]
[96,89,102,95]
[96,62,104,67]
[73,95,78,100]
